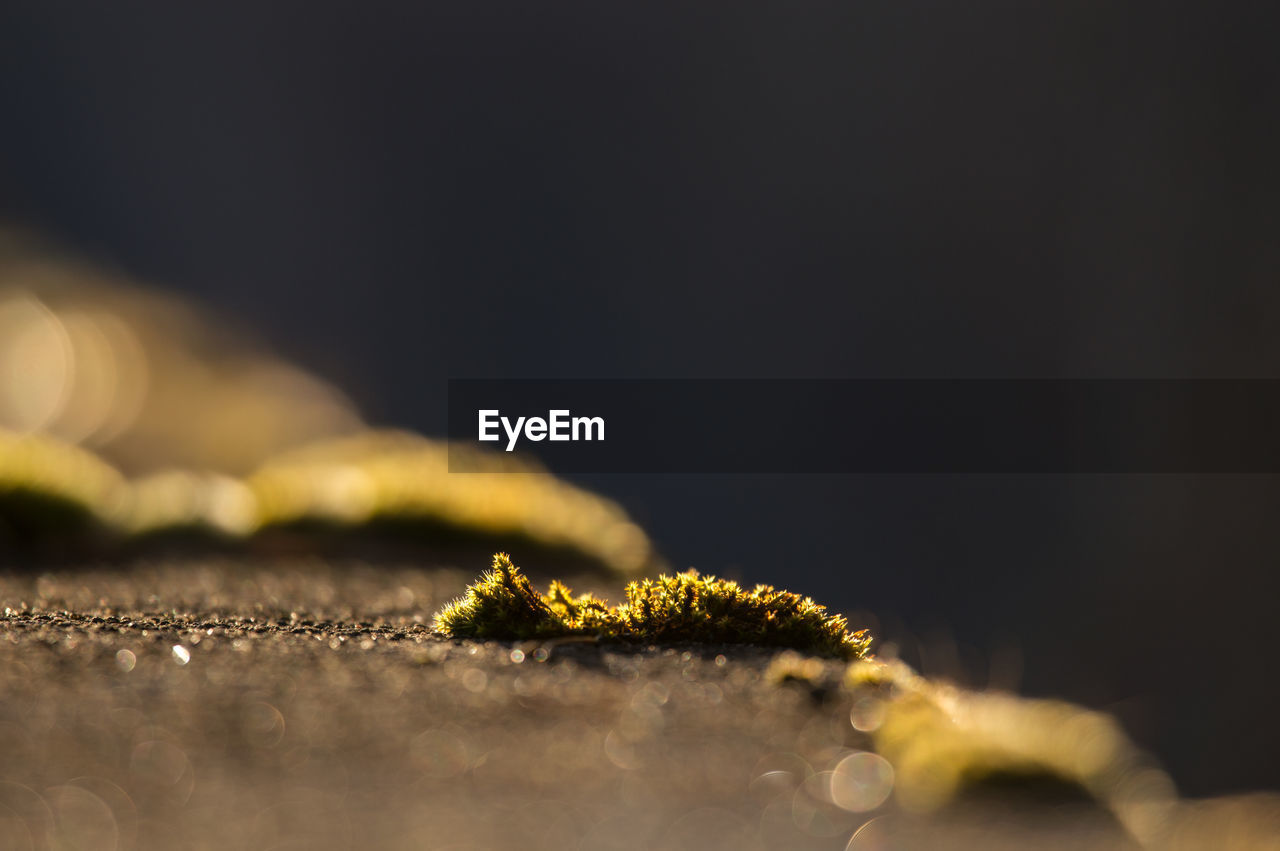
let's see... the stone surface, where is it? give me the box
[0,560,1272,850]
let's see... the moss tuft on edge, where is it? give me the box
[434,553,872,659]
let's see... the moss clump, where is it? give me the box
[431,552,567,639]
[434,553,872,659]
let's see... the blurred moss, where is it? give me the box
[245,431,654,576]
[843,658,1177,845]
[116,469,260,539]
[0,429,125,544]
[763,650,830,687]
[0,234,656,574]
[435,553,872,658]
[0,428,655,576]
[0,233,363,475]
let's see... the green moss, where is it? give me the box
[431,552,569,640]
[434,553,872,659]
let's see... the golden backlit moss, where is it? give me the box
[434,553,872,658]
[432,551,568,640]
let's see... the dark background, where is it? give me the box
[2,1,1278,795]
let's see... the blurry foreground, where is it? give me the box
[1,561,1277,850]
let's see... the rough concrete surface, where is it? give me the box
[0,559,1270,850]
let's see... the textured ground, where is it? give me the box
[0,559,1273,851]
